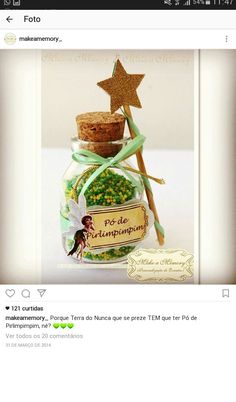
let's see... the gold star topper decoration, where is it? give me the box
[97,59,145,114]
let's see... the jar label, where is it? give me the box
[87,201,151,249]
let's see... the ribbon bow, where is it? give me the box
[72,134,164,196]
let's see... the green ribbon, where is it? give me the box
[72,134,145,195]
[154,220,165,237]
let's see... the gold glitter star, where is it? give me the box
[97,59,145,114]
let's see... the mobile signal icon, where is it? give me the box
[184,0,191,4]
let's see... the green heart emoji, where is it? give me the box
[53,323,59,329]
[60,323,67,329]
[67,323,74,329]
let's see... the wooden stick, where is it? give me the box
[124,105,164,246]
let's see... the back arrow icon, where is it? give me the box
[6,16,13,23]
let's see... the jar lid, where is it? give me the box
[76,111,125,143]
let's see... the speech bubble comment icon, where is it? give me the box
[4,33,17,45]
[21,289,30,298]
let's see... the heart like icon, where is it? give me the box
[53,323,59,329]
[67,323,74,329]
[5,289,15,298]
[60,323,67,329]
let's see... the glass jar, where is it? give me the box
[60,136,153,263]
[60,112,153,263]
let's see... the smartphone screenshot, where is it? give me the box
[0,3,235,402]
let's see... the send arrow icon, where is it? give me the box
[37,289,47,297]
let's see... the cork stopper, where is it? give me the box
[76,112,125,157]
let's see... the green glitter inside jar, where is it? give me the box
[65,167,136,207]
[83,246,136,261]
